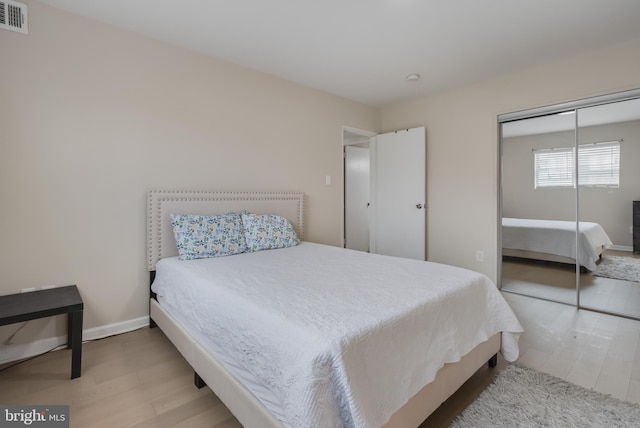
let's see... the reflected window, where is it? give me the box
[578,141,620,187]
[534,147,574,188]
[534,141,620,188]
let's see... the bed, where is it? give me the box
[148,190,523,428]
[502,217,613,271]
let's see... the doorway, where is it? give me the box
[342,126,427,260]
[344,129,373,252]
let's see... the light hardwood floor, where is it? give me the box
[2,292,640,427]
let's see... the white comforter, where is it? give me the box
[502,218,613,271]
[152,242,523,428]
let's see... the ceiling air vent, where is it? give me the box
[0,0,28,34]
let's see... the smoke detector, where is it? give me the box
[0,0,28,34]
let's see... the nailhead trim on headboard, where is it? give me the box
[147,191,305,271]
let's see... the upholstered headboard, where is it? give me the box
[147,190,305,271]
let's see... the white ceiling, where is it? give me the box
[36,0,640,107]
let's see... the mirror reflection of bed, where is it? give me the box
[501,217,611,306]
[500,95,640,320]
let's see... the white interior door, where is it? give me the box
[370,127,426,260]
[345,145,370,251]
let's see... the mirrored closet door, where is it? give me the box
[577,98,640,318]
[499,89,640,320]
[500,111,578,306]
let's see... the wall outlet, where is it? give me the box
[476,250,484,262]
[20,287,36,293]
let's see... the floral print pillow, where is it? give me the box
[241,213,299,252]
[170,213,247,260]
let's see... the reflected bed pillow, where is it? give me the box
[241,213,299,252]
[170,213,247,260]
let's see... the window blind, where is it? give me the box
[577,141,620,187]
[534,141,620,188]
[534,147,574,188]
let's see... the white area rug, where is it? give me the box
[450,365,640,428]
[592,254,640,282]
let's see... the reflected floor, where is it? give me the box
[502,250,640,319]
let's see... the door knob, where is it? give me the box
[416,204,423,209]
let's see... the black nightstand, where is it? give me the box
[0,285,83,379]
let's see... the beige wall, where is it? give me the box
[4,1,640,354]
[503,120,640,247]
[381,38,640,280]
[0,1,379,346]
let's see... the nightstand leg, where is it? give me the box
[68,310,83,379]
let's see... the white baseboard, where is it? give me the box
[82,316,149,341]
[0,336,67,366]
[610,245,633,252]
[0,316,150,365]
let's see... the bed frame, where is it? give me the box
[502,247,605,272]
[147,190,500,428]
